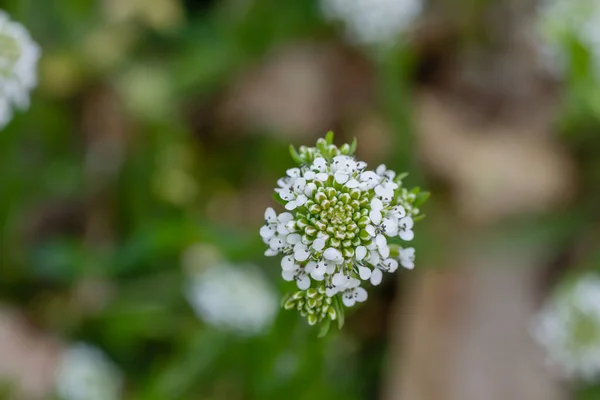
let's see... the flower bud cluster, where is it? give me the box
[260,133,428,328]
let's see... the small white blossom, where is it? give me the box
[261,133,428,328]
[55,343,123,400]
[185,262,279,336]
[320,0,422,47]
[531,273,600,382]
[0,11,40,128]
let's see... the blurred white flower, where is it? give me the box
[532,274,600,382]
[55,343,123,400]
[320,0,422,46]
[0,10,40,128]
[185,262,279,336]
[536,0,600,77]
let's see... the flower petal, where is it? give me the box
[345,179,359,189]
[383,258,398,273]
[294,247,311,262]
[369,209,382,225]
[354,287,368,302]
[342,292,356,307]
[370,268,383,285]
[281,255,296,271]
[365,225,376,237]
[355,246,367,261]
[399,229,414,241]
[312,238,326,251]
[260,224,276,239]
[324,247,342,262]
[284,201,297,210]
[286,233,301,244]
[358,266,372,280]
[282,270,295,281]
[334,171,349,184]
[296,274,311,290]
[265,207,277,223]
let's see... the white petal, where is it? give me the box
[334,171,349,184]
[287,168,301,177]
[346,179,359,189]
[348,277,361,288]
[305,261,317,273]
[314,261,327,275]
[354,287,368,302]
[312,238,326,251]
[399,216,414,230]
[376,234,387,249]
[401,260,415,270]
[279,189,295,201]
[365,225,376,237]
[370,268,383,285]
[376,164,386,175]
[360,171,379,183]
[264,248,278,257]
[295,195,308,207]
[399,229,414,241]
[304,182,317,197]
[285,201,297,211]
[383,258,398,273]
[392,205,406,218]
[310,269,325,281]
[355,246,367,261]
[277,223,290,235]
[296,274,311,290]
[379,245,390,259]
[325,261,336,274]
[326,286,339,297]
[382,217,398,236]
[324,248,342,262]
[332,272,349,287]
[342,293,356,307]
[303,171,316,180]
[282,270,295,281]
[371,197,383,211]
[293,178,307,193]
[368,251,380,266]
[401,247,416,261]
[265,207,277,223]
[369,209,382,225]
[281,255,296,271]
[269,237,286,251]
[260,225,276,239]
[316,173,329,181]
[286,233,301,244]
[313,157,327,171]
[278,212,294,224]
[358,266,372,280]
[294,247,311,262]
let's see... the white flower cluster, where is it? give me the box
[185,261,279,336]
[0,10,40,128]
[55,343,123,400]
[536,0,600,77]
[320,0,422,46]
[531,273,600,382]
[261,133,427,327]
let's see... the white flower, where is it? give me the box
[55,343,123,400]
[261,133,428,327]
[0,11,40,128]
[185,262,279,336]
[531,274,600,382]
[320,0,422,47]
[399,247,415,270]
[342,286,368,307]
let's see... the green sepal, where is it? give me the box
[317,318,332,338]
[414,191,430,207]
[348,138,357,155]
[413,214,426,222]
[325,130,334,144]
[396,172,409,182]
[332,295,345,330]
[289,145,303,165]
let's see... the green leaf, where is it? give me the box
[289,145,303,164]
[317,318,331,338]
[325,130,334,144]
[396,172,409,181]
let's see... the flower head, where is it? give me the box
[55,343,123,400]
[261,132,428,331]
[184,257,279,336]
[532,273,600,382]
[0,11,40,128]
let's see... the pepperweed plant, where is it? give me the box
[260,132,428,335]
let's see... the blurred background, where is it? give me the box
[1,0,600,399]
